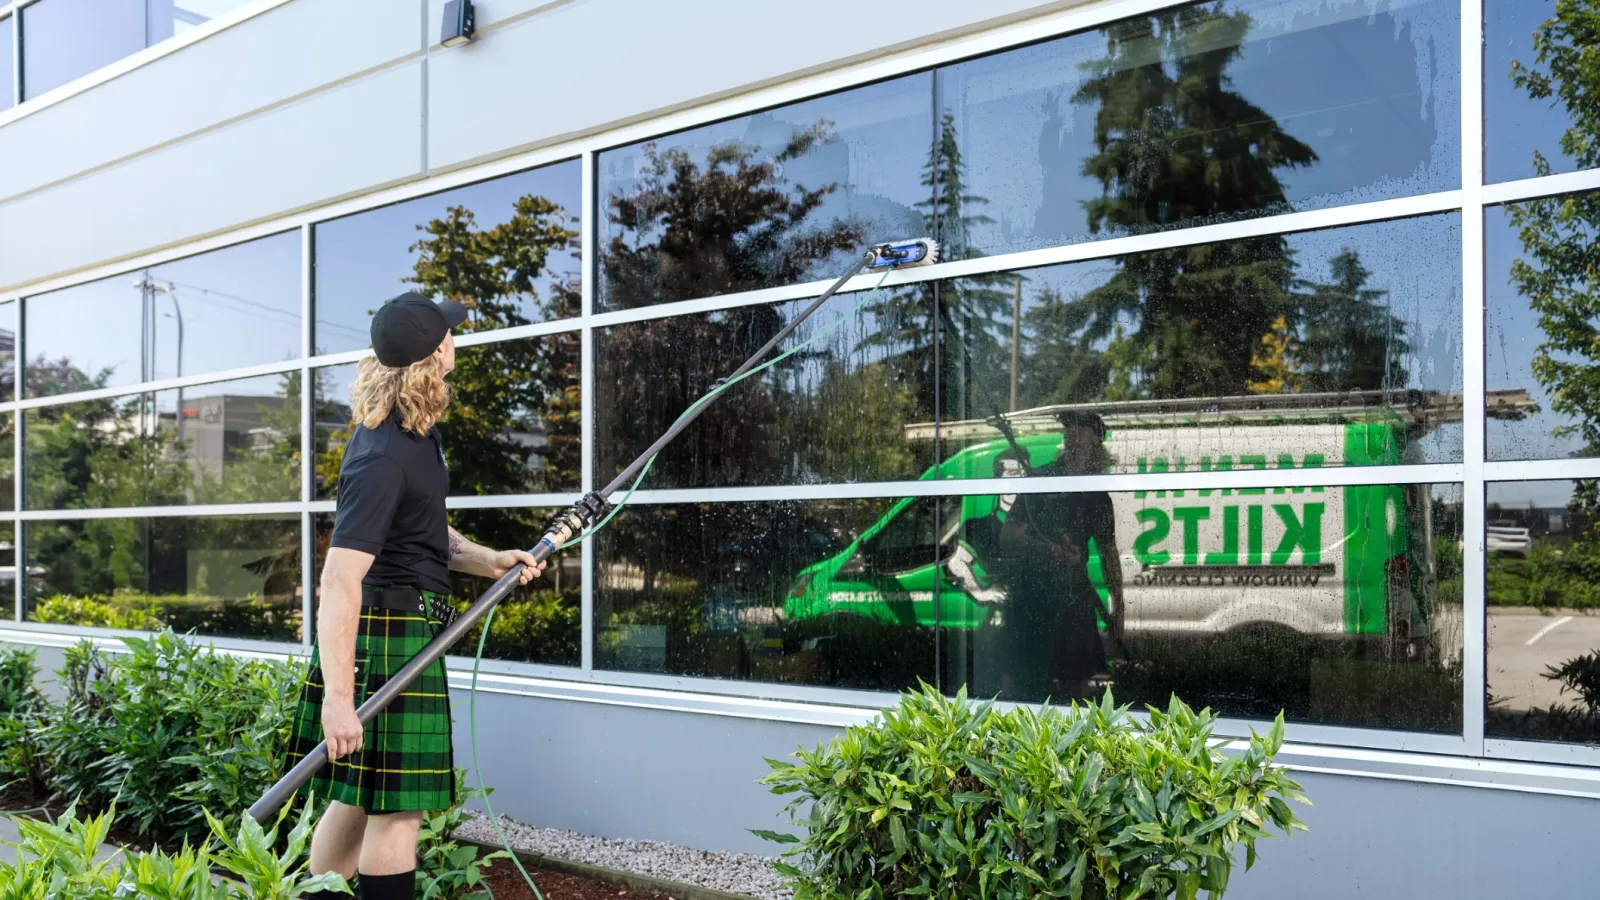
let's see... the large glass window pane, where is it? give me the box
[1485,0,1595,184]
[313,160,581,356]
[0,413,13,513]
[314,331,579,500]
[24,231,300,399]
[0,524,17,614]
[0,300,16,402]
[24,514,301,642]
[1488,193,1600,461]
[595,287,930,489]
[26,372,301,510]
[1,16,15,111]
[597,73,933,312]
[940,215,1464,476]
[934,481,1462,732]
[1485,479,1600,744]
[940,0,1459,260]
[311,509,580,666]
[595,499,937,691]
[19,0,144,100]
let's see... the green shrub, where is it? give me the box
[760,685,1308,900]
[0,799,348,900]
[31,634,300,841]
[418,770,513,900]
[31,593,299,641]
[0,647,50,795]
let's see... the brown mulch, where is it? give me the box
[479,855,681,900]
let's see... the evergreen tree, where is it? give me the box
[1070,4,1317,399]
[1292,249,1410,393]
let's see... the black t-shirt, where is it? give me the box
[329,412,452,594]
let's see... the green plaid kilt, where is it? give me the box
[288,589,456,813]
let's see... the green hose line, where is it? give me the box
[466,269,895,900]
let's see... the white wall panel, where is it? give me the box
[425,0,1076,171]
[0,60,423,291]
[0,0,424,204]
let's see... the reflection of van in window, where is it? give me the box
[784,391,1530,660]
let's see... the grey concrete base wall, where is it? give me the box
[453,687,1600,900]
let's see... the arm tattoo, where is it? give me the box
[448,532,464,559]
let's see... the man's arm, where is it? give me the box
[319,547,375,761]
[447,525,546,585]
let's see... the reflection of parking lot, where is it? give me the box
[1489,610,1600,712]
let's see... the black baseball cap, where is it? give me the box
[370,291,468,367]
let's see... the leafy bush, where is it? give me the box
[30,634,300,841]
[0,647,50,795]
[0,799,347,900]
[418,770,513,900]
[31,593,299,641]
[760,685,1308,900]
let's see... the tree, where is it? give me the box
[1507,0,1600,460]
[1292,249,1410,393]
[1069,4,1317,399]
[1017,284,1115,409]
[864,114,1011,422]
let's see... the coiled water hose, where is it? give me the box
[463,269,895,900]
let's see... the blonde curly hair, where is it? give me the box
[349,354,451,434]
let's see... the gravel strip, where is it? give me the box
[454,812,791,900]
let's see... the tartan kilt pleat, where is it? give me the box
[288,592,456,813]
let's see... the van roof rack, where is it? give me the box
[904,389,1536,442]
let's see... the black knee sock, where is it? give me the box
[303,890,348,900]
[357,869,416,900]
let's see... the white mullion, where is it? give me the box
[11,293,21,622]
[446,493,581,510]
[300,224,313,646]
[17,501,306,521]
[450,316,583,349]
[16,357,306,411]
[619,463,1466,506]
[1485,458,1600,482]
[1460,0,1487,757]
[9,12,18,110]
[1483,167,1600,206]
[579,150,596,673]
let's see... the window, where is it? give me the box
[940,480,1462,732]
[1,15,15,110]
[314,330,580,500]
[939,0,1460,259]
[0,301,16,402]
[313,160,582,356]
[597,73,934,312]
[1488,192,1600,461]
[24,231,301,399]
[941,214,1466,477]
[25,372,301,510]
[1485,480,1600,745]
[312,509,581,667]
[25,514,301,642]
[594,498,932,691]
[17,0,253,101]
[594,285,930,489]
[1485,0,1594,184]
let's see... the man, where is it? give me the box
[288,291,545,900]
[992,411,1124,702]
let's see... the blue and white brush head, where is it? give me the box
[867,238,939,269]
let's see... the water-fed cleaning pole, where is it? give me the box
[247,238,939,824]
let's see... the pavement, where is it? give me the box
[1488,608,1600,712]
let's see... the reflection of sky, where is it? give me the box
[1485,0,1577,184]
[314,160,583,355]
[25,231,301,396]
[1489,479,1577,510]
[943,0,1459,257]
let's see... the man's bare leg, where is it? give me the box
[308,800,368,880]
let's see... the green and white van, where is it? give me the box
[780,392,1505,659]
